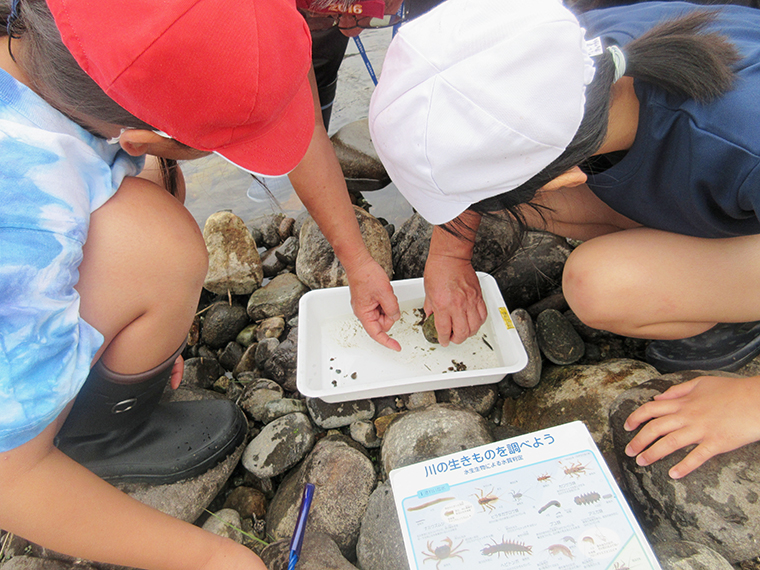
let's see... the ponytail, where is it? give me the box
[457,8,741,237]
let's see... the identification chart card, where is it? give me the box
[390,421,661,570]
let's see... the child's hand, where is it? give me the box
[623,375,760,479]
[170,355,184,389]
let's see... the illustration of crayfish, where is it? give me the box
[480,537,533,558]
[421,537,468,569]
[471,487,501,512]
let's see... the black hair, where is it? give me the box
[446,9,741,239]
[1,0,183,195]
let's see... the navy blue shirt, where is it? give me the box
[580,2,760,237]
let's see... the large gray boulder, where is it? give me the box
[610,371,760,565]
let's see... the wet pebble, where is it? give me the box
[535,308,585,365]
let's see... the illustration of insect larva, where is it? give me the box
[406,497,455,511]
[560,460,591,478]
[546,544,574,559]
[480,537,533,558]
[472,487,501,512]
[536,472,552,483]
[574,492,601,505]
[538,500,561,513]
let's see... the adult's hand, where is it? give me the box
[423,213,487,346]
[347,255,401,351]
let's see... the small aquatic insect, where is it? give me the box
[574,492,601,506]
[509,488,531,502]
[480,537,532,558]
[538,499,561,513]
[560,460,592,478]
[472,487,501,512]
[407,497,455,511]
[536,472,552,483]
[421,537,468,569]
[546,544,574,559]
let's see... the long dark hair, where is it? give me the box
[449,9,740,238]
[2,0,182,196]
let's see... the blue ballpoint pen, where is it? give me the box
[287,483,316,570]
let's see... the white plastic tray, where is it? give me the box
[296,273,528,402]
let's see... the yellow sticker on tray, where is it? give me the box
[499,307,515,329]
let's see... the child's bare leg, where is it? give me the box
[561,227,760,477]
[75,173,205,374]
[0,176,266,570]
[562,228,760,339]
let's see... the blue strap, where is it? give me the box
[352,36,378,86]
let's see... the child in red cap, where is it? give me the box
[0,0,325,568]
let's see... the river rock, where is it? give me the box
[246,272,309,321]
[201,508,243,543]
[279,217,295,241]
[274,235,299,265]
[218,342,244,372]
[261,532,358,570]
[181,356,225,390]
[653,540,734,569]
[238,379,283,422]
[201,302,250,349]
[381,403,493,476]
[266,435,377,559]
[260,247,287,277]
[254,337,279,368]
[492,231,573,309]
[510,308,542,388]
[203,210,263,296]
[242,412,316,478]
[117,441,244,523]
[402,391,437,409]
[391,213,519,280]
[248,212,285,250]
[350,419,382,449]
[235,323,258,347]
[262,333,299,391]
[296,206,393,289]
[503,359,658,479]
[565,310,648,364]
[435,385,498,416]
[330,118,390,191]
[610,371,760,564]
[255,316,286,341]
[0,557,94,570]
[306,398,375,429]
[536,308,585,365]
[232,343,259,377]
[356,480,410,570]
[261,398,308,423]
[223,485,268,520]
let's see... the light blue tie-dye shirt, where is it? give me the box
[0,69,144,452]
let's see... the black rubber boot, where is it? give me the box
[55,344,247,484]
[645,321,760,373]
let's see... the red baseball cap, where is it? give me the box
[47,0,314,176]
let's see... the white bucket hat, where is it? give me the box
[368,0,596,225]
